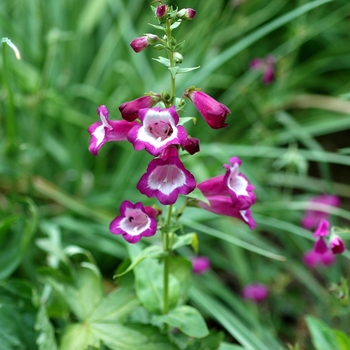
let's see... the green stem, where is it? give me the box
[163,204,173,318]
[1,42,16,150]
[165,20,176,101]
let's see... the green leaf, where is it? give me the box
[152,56,170,67]
[172,233,197,251]
[170,21,181,29]
[35,305,58,350]
[334,330,350,350]
[306,316,340,350]
[90,323,178,350]
[134,258,181,314]
[185,187,210,205]
[114,245,166,277]
[148,23,165,31]
[218,344,245,350]
[88,288,140,323]
[178,117,196,126]
[168,66,179,78]
[60,323,99,350]
[176,66,200,74]
[153,305,209,338]
[64,263,104,321]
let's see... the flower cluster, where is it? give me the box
[87,3,256,243]
[303,219,345,268]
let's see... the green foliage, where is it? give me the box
[1,0,350,348]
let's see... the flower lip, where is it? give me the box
[109,201,157,244]
[127,106,187,156]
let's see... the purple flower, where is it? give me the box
[137,146,196,205]
[88,105,137,155]
[184,89,230,129]
[302,195,340,230]
[192,256,211,274]
[109,201,157,244]
[119,95,159,122]
[177,8,196,20]
[155,4,167,18]
[183,137,200,155]
[127,106,188,156]
[242,283,268,303]
[196,157,256,229]
[250,55,275,85]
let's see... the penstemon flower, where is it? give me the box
[137,146,196,205]
[184,88,231,129]
[127,106,188,156]
[109,200,158,244]
[196,157,256,229]
[242,283,269,303]
[88,105,137,155]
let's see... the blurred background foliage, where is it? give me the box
[1,0,350,348]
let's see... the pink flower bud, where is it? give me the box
[183,137,200,155]
[119,95,158,122]
[155,4,167,18]
[330,235,345,254]
[184,89,230,129]
[130,36,150,53]
[177,8,196,20]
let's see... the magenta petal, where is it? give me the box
[303,250,320,268]
[314,237,328,254]
[137,156,196,205]
[130,36,149,53]
[313,219,329,237]
[119,96,156,122]
[197,175,228,197]
[109,201,157,244]
[250,58,263,70]
[320,251,335,266]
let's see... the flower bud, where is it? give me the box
[155,4,167,18]
[184,88,230,129]
[177,8,196,20]
[330,235,345,254]
[130,35,159,53]
[119,95,160,122]
[173,52,183,64]
[183,137,200,155]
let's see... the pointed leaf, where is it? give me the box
[172,233,197,250]
[152,56,170,67]
[60,324,98,350]
[153,305,209,338]
[176,66,200,74]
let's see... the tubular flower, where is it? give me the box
[196,157,256,229]
[119,95,159,122]
[109,201,157,244]
[303,219,345,268]
[192,256,211,275]
[223,156,256,209]
[183,137,200,155]
[301,194,340,230]
[127,106,187,156]
[137,146,196,205]
[250,54,275,85]
[242,283,269,303]
[88,105,137,156]
[184,88,230,129]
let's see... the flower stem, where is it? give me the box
[166,20,176,102]
[163,204,173,321]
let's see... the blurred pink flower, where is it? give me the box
[242,283,268,303]
[302,195,340,230]
[192,256,211,274]
[250,54,275,84]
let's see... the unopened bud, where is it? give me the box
[155,4,167,18]
[177,8,196,20]
[173,52,183,64]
